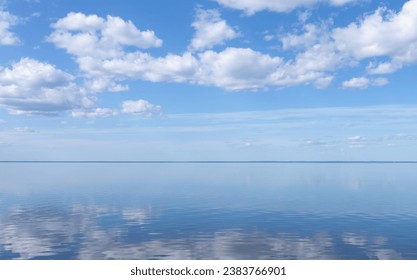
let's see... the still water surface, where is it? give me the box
[1,163,417,259]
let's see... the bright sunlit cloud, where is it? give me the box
[0,0,416,160]
[0,9,20,45]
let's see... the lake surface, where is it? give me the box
[1,162,417,260]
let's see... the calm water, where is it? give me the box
[1,163,417,260]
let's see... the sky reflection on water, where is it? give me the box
[1,163,417,259]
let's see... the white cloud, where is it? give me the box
[0,10,20,45]
[52,12,104,31]
[0,1,411,106]
[333,0,417,67]
[83,78,128,93]
[189,8,239,51]
[49,9,410,93]
[72,100,164,119]
[48,13,203,89]
[78,51,199,83]
[46,12,166,94]
[329,0,356,5]
[197,47,283,90]
[281,24,322,50]
[0,58,72,88]
[48,12,162,60]
[122,99,162,117]
[56,40,338,91]
[137,52,199,83]
[102,15,163,49]
[66,45,286,91]
[342,77,370,89]
[342,76,389,89]
[269,28,345,91]
[277,1,417,82]
[215,0,357,15]
[366,61,401,75]
[274,43,342,88]
[0,58,94,115]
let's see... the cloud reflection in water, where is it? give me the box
[1,163,417,259]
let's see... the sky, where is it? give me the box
[0,0,417,160]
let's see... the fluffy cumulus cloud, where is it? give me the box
[122,99,162,117]
[342,77,388,89]
[197,48,283,90]
[69,99,163,118]
[0,58,94,115]
[194,44,339,90]
[277,0,417,88]
[47,12,162,59]
[342,77,370,89]
[281,23,326,50]
[72,99,162,118]
[47,13,284,91]
[76,51,199,84]
[40,2,417,96]
[83,78,129,93]
[333,0,417,72]
[48,11,335,92]
[366,61,401,75]
[48,12,184,91]
[189,8,239,51]
[215,0,357,15]
[0,10,20,45]
[282,0,417,80]
[71,108,118,118]
[45,12,173,103]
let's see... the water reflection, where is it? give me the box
[341,233,403,260]
[80,231,337,260]
[0,203,335,259]
[0,202,414,260]
[1,163,417,259]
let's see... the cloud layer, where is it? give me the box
[46,11,336,92]
[0,58,93,115]
[333,1,417,73]
[122,99,162,117]
[189,8,239,51]
[1,2,417,117]
[45,2,417,95]
[48,12,162,59]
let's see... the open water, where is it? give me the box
[1,162,417,259]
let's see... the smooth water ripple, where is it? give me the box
[1,163,417,259]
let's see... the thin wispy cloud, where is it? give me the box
[0,9,20,45]
[1,105,417,160]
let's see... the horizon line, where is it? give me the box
[1,160,417,164]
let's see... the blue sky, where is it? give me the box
[1,0,417,160]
